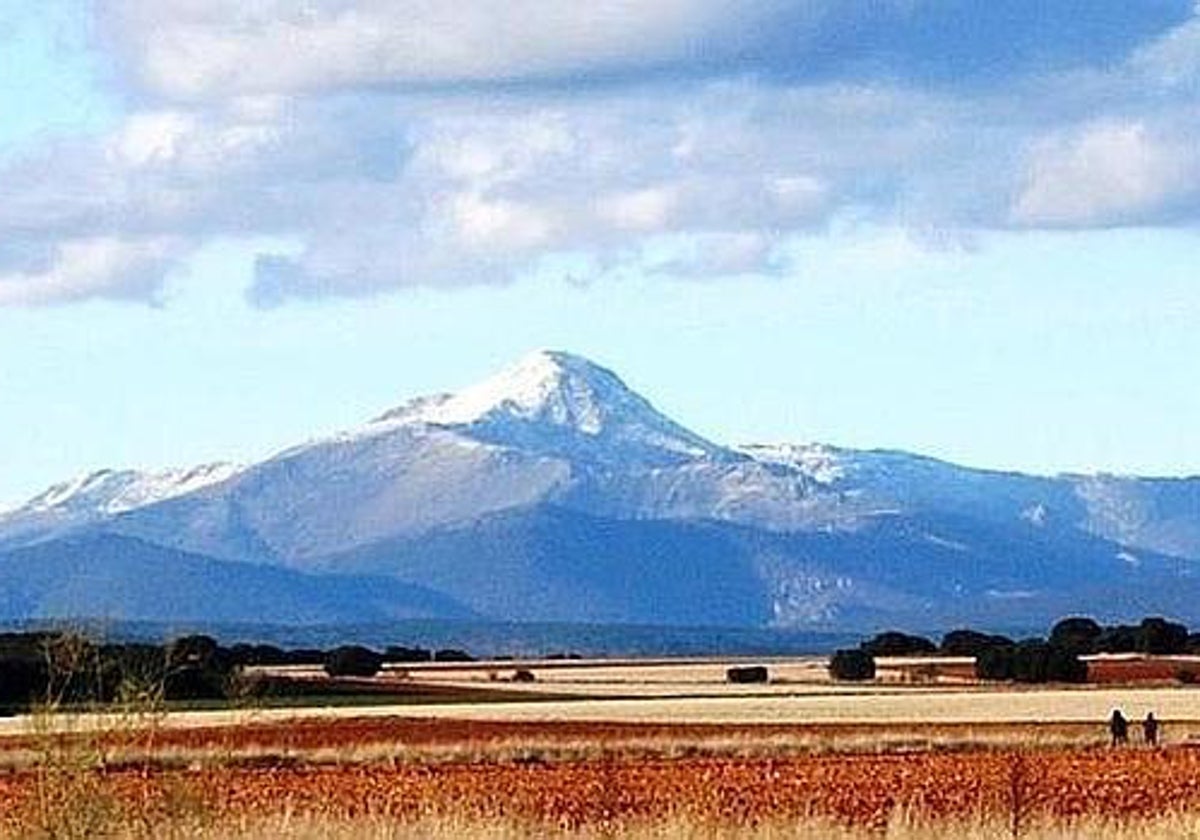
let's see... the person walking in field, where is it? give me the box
[1109,709,1128,746]
[1143,712,1160,746]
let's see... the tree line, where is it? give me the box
[828,615,1195,682]
[0,632,476,713]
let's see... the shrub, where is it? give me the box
[975,645,1015,681]
[726,665,769,684]
[1094,625,1139,653]
[829,649,875,681]
[434,648,475,663]
[1048,617,1102,655]
[163,635,233,700]
[941,629,1015,657]
[512,669,537,683]
[97,643,167,703]
[286,648,329,666]
[1010,641,1087,684]
[324,646,383,678]
[1043,644,1089,684]
[974,640,1086,684]
[861,631,937,657]
[0,657,48,711]
[41,634,108,704]
[1138,617,1189,655]
[385,646,433,663]
[167,635,221,667]
[0,632,55,661]
[228,644,290,666]
[164,666,229,701]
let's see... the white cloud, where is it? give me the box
[1013,121,1200,227]
[109,111,197,166]
[104,0,792,100]
[448,193,559,251]
[2,3,1199,307]
[102,1,1194,102]
[0,237,185,307]
[1130,3,1200,88]
[0,77,1121,306]
[598,186,682,232]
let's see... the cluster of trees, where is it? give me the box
[828,615,1195,684]
[0,632,237,711]
[0,632,479,713]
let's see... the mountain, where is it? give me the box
[0,464,240,551]
[0,533,473,625]
[2,349,1199,631]
[374,350,727,464]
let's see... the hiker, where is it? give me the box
[1143,712,1160,746]
[1110,709,1128,746]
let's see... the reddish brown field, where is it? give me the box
[0,716,1130,758]
[1087,658,1193,684]
[5,711,1200,833]
[4,744,1200,831]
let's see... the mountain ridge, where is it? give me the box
[2,349,1199,630]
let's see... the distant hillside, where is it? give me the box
[0,534,473,625]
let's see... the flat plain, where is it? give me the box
[5,654,1200,838]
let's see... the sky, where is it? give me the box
[2,1,1200,507]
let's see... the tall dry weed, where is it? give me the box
[8,630,207,840]
[6,810,1200,840]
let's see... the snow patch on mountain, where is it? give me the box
[739,443,847,484]
[20,463,241,516]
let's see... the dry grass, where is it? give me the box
[0,724,1133,773]
[7,809,1200,840]
[9,703,1200,840]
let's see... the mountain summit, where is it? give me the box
[374,350,726,463]
[2,350,1199,630]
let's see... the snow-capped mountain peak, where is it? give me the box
[16,463,241,517]
[375,350,726,460]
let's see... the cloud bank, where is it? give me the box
[1,0,1198,306]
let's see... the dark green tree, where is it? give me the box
[1048,617,1102,655]
[1094,624,1139,653]
[1138,617,1189,655]
[941,629,1015,657]
[861,631,937,657]
[829,649,875,681]
[163,635,233,700]
[324,645,383,678]
[1011,640,1087,684]
[975,644,1015,681]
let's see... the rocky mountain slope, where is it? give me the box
[2,350,1197,630]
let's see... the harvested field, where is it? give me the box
[6,684,1200,741]
[4,746,1200,832]
[0,716,1150,771]
[7,657,1200,837]
[1088,657,1199,685]
[254,654,1200,701]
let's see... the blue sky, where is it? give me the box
[2,1,1199,506]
